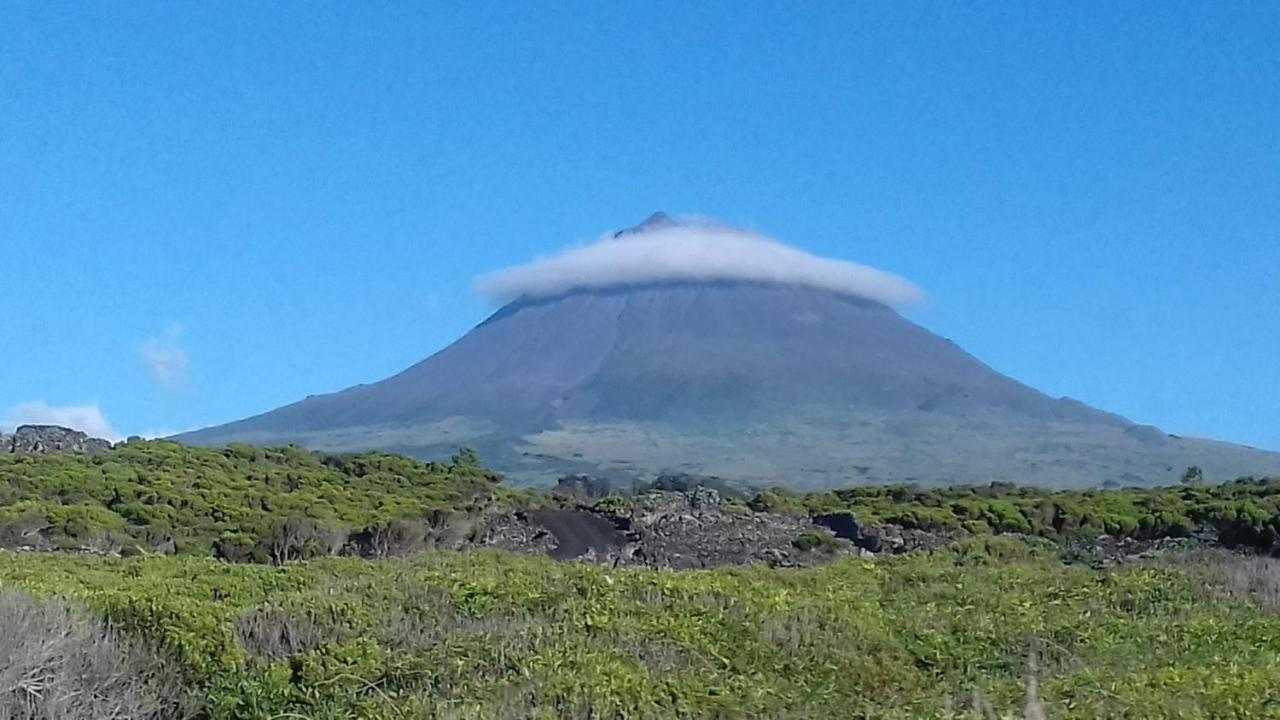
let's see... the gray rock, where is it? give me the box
[0,432,12,453]
[857,523,966,554]
[813,512,862,541]
[688,486,722,511]
[552,474,614,499]
[9,425,112,455]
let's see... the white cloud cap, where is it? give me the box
[475,217,923,308]
[2,401,120,441]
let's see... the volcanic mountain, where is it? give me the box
[179,214,1280,488]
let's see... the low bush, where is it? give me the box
[791,531,840,552]
[6,441,1279,563]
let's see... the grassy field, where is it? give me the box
[4,539,1280,719]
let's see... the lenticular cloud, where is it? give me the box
[475,221,924,308]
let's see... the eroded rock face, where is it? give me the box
[4,425,112,455]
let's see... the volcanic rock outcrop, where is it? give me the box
[1,425,113,455]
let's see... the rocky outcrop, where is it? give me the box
[1059,532,1217,569]
[812,512,965,554]
[2,425,112,455]
[482,489,869,569]
[611,489,843,569]
[857,523,969,554]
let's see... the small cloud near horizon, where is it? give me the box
[474,218,924,308]
[137,426,199,440]
[138,322,190,388]
[2,401,121,441]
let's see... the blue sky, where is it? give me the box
[1,2,1277,451]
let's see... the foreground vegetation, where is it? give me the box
[4,539,1280,719]
[5,443,1280,716]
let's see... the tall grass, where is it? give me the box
[1165,547,1280,612]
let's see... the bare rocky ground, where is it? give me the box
[479,488,1222,570]
[482,487,967,569]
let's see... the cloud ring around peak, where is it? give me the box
[475,225,924,308]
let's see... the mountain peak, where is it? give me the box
[614,211,679,238]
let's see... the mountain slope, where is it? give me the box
[178,220,1280,489]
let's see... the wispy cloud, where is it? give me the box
[474,219,924,308]
[138,323,189,388]
[2,401,120,441]
[136,426,198,440]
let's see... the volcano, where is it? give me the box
[178,214,1280,488]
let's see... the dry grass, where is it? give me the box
[1163,548,1280,612]
[0,591,193,720]
[234,608,351,660]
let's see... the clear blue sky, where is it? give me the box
[2,2,1277,450]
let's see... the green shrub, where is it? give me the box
[792,531,840,552]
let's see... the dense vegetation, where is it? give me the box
[5,443,1280,716]
[4,441,1280,564]
[4,540,1280,718]
[749,477,1280,552]
[0,441,519,562]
